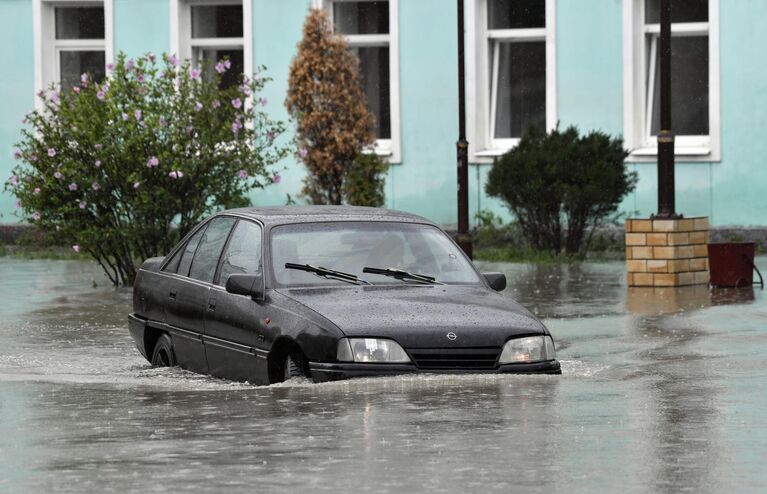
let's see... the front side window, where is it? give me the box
[174,0,248,90]
[218,220,262,286]
[624,0,719,158]
[47,3,107,91]
[189,217,236,283]
[328,0,399,158]
[271,222,481,287]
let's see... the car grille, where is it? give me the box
[407,347,501,370]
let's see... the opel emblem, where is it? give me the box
[446,332,457,341]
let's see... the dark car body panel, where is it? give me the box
[128,206,561,384]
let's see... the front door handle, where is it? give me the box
[169,289,177,300]
[208,298,217,311]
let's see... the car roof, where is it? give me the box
[222,205,435,227]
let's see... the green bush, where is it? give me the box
[343,153,388,207]
[6,52,289,285]
[485,126,637,255]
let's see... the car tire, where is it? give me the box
[151,334,177,367]
[283,353,307,381]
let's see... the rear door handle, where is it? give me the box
[208,298,217,311]
[169,289,177,300]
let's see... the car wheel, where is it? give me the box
[283,353,307,381]
[151,334,177,367]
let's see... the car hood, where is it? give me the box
[275,284,545,348]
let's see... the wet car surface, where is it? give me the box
[1,257,767,492]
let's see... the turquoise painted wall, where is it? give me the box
[114,0,170,56]
[0,0,34,223]
[3,0,767,228]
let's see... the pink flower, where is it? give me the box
[95,160,101,168]
[272,173,281,184]
[232,98,242,109]
[134,109,142,121]
[237,169,248,179]
[224,60,231,69]
[52,91,60,103]
[133,181,141,189]
[31,211,41,221]
[212,99,221,109]
[94,143,102,150]
[68,183,78,191]
[79,201,87,209]
[215,62,226,74]
[299,148,308,158]
[48,148,56,157]
[191,68,201,80]
[168,170,184,179]
[194,102,203,112]
[36,90,44,98]
[81,73,89,87]
[14,199,22,209]
[159,117,167,127]
[73,86,81,94]
[137,74,145,83]
[33,187,41,195]
[239,85,252,97]
[231,121,242,134]
[107,63,115,72]
[92,181,100,190]
[169,54,179,67]
[72,245,80,253]
[267,130,275,141]
[260,97,268,107]
[125,58,135,71]
[148,52,156,63]
[97,91,105,101]
[9,175,18,186]
[122,112,129,121]
[29,154,38,162]
[54,171,63,180]
[13,150,21,160]
[147,156,159,168]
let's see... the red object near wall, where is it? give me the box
[708,243,757,288]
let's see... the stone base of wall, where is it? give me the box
[625,217,710,287]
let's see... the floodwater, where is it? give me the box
[1,257,766,493]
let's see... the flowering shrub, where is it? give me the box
[6,53,288,285]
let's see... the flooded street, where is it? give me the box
[1,257,766,493]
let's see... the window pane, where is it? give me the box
[163,247,184,273]
[191,5,243,38]
[645,0,708,24]
[197,48,244,89]
[650,36,709,136]
[189,217,237,283]
[177,226,207,277]
[60,51,106,90]
[334,1,389,35]
[218,221,262,286]
[493,41,546,139]
[55,7,105,39]
[488,0,545,30]
[353,46,391,139]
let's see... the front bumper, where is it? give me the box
[309,359,561,382]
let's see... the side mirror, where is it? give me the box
[225,273,265,300]
[482,272,506,292]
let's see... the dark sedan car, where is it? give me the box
[128,206,561,384]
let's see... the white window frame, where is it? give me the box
[170,0,253,81]
[33,0,114,107]
[316,0,401,163]
[466,0,557,162]
[623,0,720,162]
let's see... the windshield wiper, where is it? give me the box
[362,267,445,285]
[285,263,370,286]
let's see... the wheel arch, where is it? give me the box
[268,336,309,383]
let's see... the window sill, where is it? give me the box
[627,146,719,162]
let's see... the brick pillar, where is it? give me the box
[625,217,710,287]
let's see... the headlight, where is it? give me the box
[336,338,411,363]
[498,336,556,364]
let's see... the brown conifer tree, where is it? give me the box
[286,8,376,205]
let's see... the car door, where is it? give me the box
[164,216,236,374]
[204,219,270,383]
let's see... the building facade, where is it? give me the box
[1,0,765,227]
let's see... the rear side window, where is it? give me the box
[217,220,262,286]
[175,225,207,276]
[189,217,236,283]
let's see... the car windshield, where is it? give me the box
[270,222,481,287]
